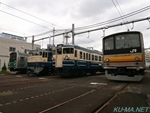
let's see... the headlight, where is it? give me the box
[52,57,55,61]
[64,55,69,60]
[134,56,139,61]
[106,58,109,62]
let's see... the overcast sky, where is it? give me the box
[0,0,150,51]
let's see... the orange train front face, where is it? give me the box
[103,54,143,63]
[102,31,145,81]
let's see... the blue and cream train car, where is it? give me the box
[27,48,54,76]
[54,44,103,77]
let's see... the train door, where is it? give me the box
[56,47,63,67]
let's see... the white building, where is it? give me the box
[0,36,40,71]
[145,50,150,67]
[0,32,27,42]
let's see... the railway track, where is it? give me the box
[39,85,106,113]
[38,83,129,113]
[94,83,130,113]
[0,74,131,113]
[0,74,56,87]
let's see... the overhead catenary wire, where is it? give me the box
[75,16,150,35]
[111,0,129,29]
[0,2,64,29]
[75,4,150,31]
[29,4,150,39]
[0,2,71,38]
[30,4,150,38]
[0,10,51,30]
[33,16,150,44]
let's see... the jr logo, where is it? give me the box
[130,49,137,53]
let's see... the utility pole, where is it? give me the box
[53,27,55,46]
[75,16,150,35]
[72,24,75,45]
[32,35,34,50]
[33,16,150,45]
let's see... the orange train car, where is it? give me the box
[103,31,145,81]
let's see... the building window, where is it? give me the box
[9,47,16,52]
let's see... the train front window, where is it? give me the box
[57,48,62,54]
[9,53,16,62]
[104,37,114,50]
[115,34,140,49]
[63,48,74,54]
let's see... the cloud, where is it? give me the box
[0,0,150,50]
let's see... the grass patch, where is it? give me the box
[0,71,10,75]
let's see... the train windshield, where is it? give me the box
[29,50,40,56]
[63,48,74,54]
[104,37,114,50]
[115,34,140,49]
[57,48,62,54]
[9,53,17,62]
[104,33,140,50]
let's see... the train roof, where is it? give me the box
[57,44,102,55]
[29,49,52,53]
[103,31,142,39]
[10,51,28,56]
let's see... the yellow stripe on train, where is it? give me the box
[103,54,143,63]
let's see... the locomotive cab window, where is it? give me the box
[63,48,74,54]
[57,48,62,54]
[42,52,47,58]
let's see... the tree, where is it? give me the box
[2,62,7,71]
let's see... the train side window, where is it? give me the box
[99,56,101,61]
[45,52,47,57]
[92,55,94,61]
[40,52,42,56]
[89,54,91,60]
[75,50,77,57]
[95,56,98,61]
[42,52,44,57]
[86,53,88,60]
[83,53,85,59]
[80,52,82,59]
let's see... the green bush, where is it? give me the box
[2,62,7,72]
